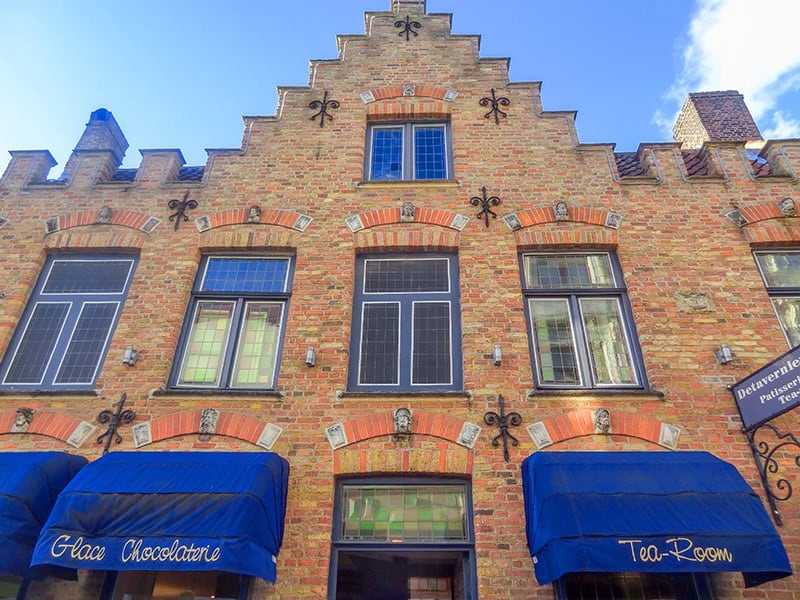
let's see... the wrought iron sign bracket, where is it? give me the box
[744,423,800,526]
[484,394,522,462]
[309,90,340,128]
[168,191,198,231]
[480,88,510,124]
[395,15,421,41]
[96,393,136,455]
[470,186,502,228]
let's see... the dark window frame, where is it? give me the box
[328,476,478,600]
[365,121,453,181]
[753,249,800,348]
[554,572,714,600]
[520,251,647,390]
[169,255,293,391]
[348,254,463,392]
[0,253,137,391]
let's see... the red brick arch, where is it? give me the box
[362,85,453,103]
[44,208,159,234]
[141,409,277,446]
[532,409,676,448]
[330,410,476,475]
[0,408,88,445]
[197,207,311,232]
[510,205,622,230]
[347,206,466,231]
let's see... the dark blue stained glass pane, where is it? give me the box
[55,303,118,384]
[43,260,133,294]
[370,127,403,180]
[359,303,400,385]
[364,259,449,293]
[202,258,289,293]
[412,302,451,384]
[4,303,69,384]
[414,126,447,180]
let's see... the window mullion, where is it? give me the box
[571,295,594,388]
[220,297,246,388]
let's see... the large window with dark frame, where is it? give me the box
[521,252,645,389]
[329,478,477,600]
[348,255,462,392]
[555,572,713,600]
[0,254,137,390]
[365,121,452,181]
[754,250,800,348]
[171,256,292,390]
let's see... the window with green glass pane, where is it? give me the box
[522,252,644,389]
[755,251,800,348]
[172,257,292,390]
[341,485,467,542]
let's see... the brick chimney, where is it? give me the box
[673,91,762,149]
[62,108,129,182]
[392,0,426,15]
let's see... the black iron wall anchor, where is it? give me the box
[395,15,421,41]
[484,394,522,462]
[309,90,340,128]
[479,88,510,125]
[470,187,502,228]
[744,423,800,526]
[168,191,198,231]
[96,393,136,455]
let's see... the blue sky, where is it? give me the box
[1,0,798,173]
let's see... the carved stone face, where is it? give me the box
[11,408,34,432]
[393,408,413,434]
[594,408,611,434]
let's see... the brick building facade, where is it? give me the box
[1,1,799,598]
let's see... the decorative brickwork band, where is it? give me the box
[725,198,796,228]
[504,204,624,231]
[196,207,312,233]
[327,410,476,448]
[139,410,283,448]
[526,409,681,450]
[345,206,468,232]
[0,408,93,446]
[360,85,456,103]
[367,99,451,120]
[43,208,160,234]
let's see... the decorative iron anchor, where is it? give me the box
[484,394,522,462]
[168,191,198,231]
[470,186,502,228]
[96,393,136,455]
[309,90,340,128]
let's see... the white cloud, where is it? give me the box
[763,111,800,139]
[657,0,800,139]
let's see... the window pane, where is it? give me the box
[773,297,800,347]
[341,485,466,542]
[364,258,450,293]
[412,302,451,384]
[370,127,403,180]
[524,254,614,289]
[561,572,696,600]
[359,303,400,384]
[202,257,289,293]
[530,298,580,385]
[414,125,446,179]
[55,302,118,384]
[43,260,133,294]
[580,298,636,385]
[756,252,800,288]
[231,302,283,388]
[4,303,69,384]
[178,301,235,386]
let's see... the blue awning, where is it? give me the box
[522,451,792,588]
[0,452,87,578]
[31,451,289,583]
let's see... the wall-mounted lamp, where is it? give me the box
[493,344,502,366]
[305,347,316,367]
[122,346,138,366]
[715,344,733,365]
